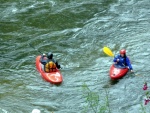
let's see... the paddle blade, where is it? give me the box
[103,47,114,57]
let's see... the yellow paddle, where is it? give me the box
[103,46,114,57]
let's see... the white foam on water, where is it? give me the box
[0,108,8,113]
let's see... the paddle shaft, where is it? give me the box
[29,44,42,54]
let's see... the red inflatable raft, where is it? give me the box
[36,55,63,84]
[109,64,128,79]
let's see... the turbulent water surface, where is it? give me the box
[0,0,150,113]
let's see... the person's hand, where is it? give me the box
[117,59,119,62]
[130,70,134,72]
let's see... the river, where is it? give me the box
[0,0,150,113]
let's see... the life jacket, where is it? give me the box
[44,61,56,73]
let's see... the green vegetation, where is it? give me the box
[82,83,111,113]
[140,103,146,113]
[82,82,150,113]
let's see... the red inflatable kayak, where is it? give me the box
[109,64,128,79]
[36,55,63,84]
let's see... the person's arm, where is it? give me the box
[113,55,119,63]
[40,54,47,65]
[126,57,133,71]
[55,61,61,69]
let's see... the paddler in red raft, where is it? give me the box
[113,49,133,72]
[40,52,61,73]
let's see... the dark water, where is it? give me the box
[0,0,150,113]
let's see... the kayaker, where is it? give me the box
[40,52,61,72]
[113,49,133,72]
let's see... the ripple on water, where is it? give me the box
[1,0,150,112]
